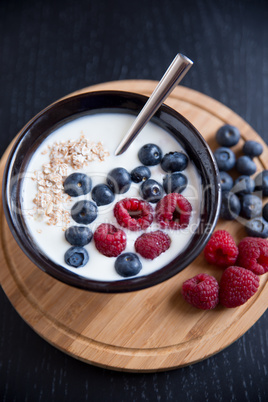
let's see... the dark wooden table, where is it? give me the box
[0,0,267,400]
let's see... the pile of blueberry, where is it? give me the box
[214,124,268,238]
[62,143,190,275]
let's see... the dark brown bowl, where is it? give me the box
[2,90,221,293]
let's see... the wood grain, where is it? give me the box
[0,80,267,372]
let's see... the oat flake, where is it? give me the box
[32,135,109,229]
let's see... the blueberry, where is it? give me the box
[220,191,241,220]
[63,173,92,197]
[245,217,268,238]
[163,172,188,194]
[64,246,89,268]
[130,166,151,183]
[160,152,188,172]
[216,124,240,147]
[71,200,97,224]
[263,203,268,222]
[65,226,93,246]
[115,253,142,277]
[243,140,263,157]
[236,156,257,176]
[91,184,115,206]
[233,175,255,195]
[107,167,131,194]
[240,194,262,219]
[254,170,268,196]
[213,147,236,171]
[219,171,233,192]
[138,144,162,166]
[140,179,164,203]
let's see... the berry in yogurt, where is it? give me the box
[130,166,151,183]
[139,179,164,203]
[115,253,142,277]
[71,200,98,225]
[114,198,154,231]
[63,173,92,197]
[107,167,131,194]
[93,223,127,258]
[91,183,115,206]
[163,172,188,194]
[160,151,188,172]
[135,230,171,260]
[138,143,162,166]
[155,193,192,229]
[65,226,93,246]
[64,246,89,268]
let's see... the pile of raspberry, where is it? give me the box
[181,230,267,310]
[94,193,192,260]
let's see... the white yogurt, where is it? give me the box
[21,113,202,281]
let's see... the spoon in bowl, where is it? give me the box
[114,53,193,156]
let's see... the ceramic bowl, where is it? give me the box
[2,90,221,292]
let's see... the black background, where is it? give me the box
[0,0,268,401]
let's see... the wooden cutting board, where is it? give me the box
[0,80,267,372]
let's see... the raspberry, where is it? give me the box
[114,198,154,231]
[219,266,259,308]
[181,273,219,310]
[237,237,268,275]
[155,193,192,230]
[93,223,126,257]
[204,230,238,268]
[134,230,171,260]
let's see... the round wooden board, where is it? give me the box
[0,80,267,372]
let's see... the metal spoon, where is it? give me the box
[114,53,193,156]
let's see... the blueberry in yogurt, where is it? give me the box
[138,144,162,166]
[71,200,98,224]
[64,246,89,268]
[65,226,93,246]
[163,172,188,194]
[130,166,151,183]
[161,152,188,172]
[115,252,142,277]
[63,173,92,197]
[91,184,115,206]
[140,179,164,203]
[107,167,131,194]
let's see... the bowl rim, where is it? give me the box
[2,90,221,293]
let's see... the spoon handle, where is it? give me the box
[114,53,193,156]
